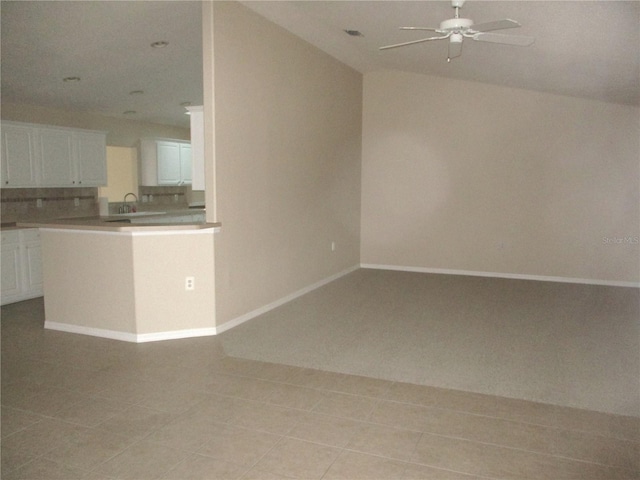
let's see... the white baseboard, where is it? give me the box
[44,321,217,343]
[360,264,640,288]
[215,265,360,335]
[44,265,360,341]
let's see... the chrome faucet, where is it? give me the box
[121,192,138,214]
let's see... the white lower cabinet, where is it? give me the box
[1,229,43,305]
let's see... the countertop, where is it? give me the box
[7,211,220,232]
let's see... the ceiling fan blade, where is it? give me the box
[473,32,535,46]
[400,27,440,32]
[379,35,449,51]
[471,19,521,32]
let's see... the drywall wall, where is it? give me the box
[41,229,216,339]
[98,146,138,202]
[361,71,640,285]
[209,2,362,326]
[1,103,189,147]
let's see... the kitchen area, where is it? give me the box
[1,107,220,341]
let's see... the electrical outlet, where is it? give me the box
[331,241,336,252]
[74,197,80,207]
[36,198,43,208]
[185,276,195,291]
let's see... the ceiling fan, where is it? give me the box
[379,0,535,62]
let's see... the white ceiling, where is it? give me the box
[2,1,638,129]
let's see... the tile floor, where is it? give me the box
[2,298,639,479]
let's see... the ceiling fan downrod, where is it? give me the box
[452,0,467,18]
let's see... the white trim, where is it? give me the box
[360,264,640,288]
[215,265,360,334]
[44,321,217,343]
[45,321,139,342]
[135,328,218,342]
[40,227,219,237]
[131,228,219,237]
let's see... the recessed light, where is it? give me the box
[344,30,363,37]
[129,90,144,95]
[151,41,169,48]
[63,76,81,83]
[123,110,137,115]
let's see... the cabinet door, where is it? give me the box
[75,132,107,186]
[38,128,74,186]
[157,141,182,185]
[180,144,192,185]
[187,106,204,190]
[1,123,38,187]
[24,241,43,294]
[1,237,21,303]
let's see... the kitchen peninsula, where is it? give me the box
[18,216,221,342]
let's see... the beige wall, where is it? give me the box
[41,229,216,338]
[131,232,215,335]
[42,230,137,334]
[1,102,189,147]
[361,71,640,284]
[98,146,138,202]
[209,2,362,326]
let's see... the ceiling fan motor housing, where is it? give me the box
[440,18,473,32]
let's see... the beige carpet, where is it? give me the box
[220,268,640,416]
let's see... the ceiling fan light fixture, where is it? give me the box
[450,33,463,44]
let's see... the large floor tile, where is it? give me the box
[253,437,340,479]
[93,440,191,480]
[2,458,89,480]
[322,451,408,480]
[287,412,365,448]
[197,424,280,467]
[160,453,247,480]
[345,423,422,462]
[42,429,135,471]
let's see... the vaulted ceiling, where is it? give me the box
[2,1,638,128]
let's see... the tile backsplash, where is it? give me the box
[107,186,190,214]
[1,187,98,222]
[1,186,197,222]
[138,186,189,208]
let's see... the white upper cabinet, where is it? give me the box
[38,127,75,186]
[138,138,192,186]
[179,143,191,185]
[1,122,39,187]
[75,131,107,186]
[0,121,107,188]
[186,105,204,191]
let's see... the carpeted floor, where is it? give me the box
[220,268,640,416]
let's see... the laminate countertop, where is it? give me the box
[14,214,220,233]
